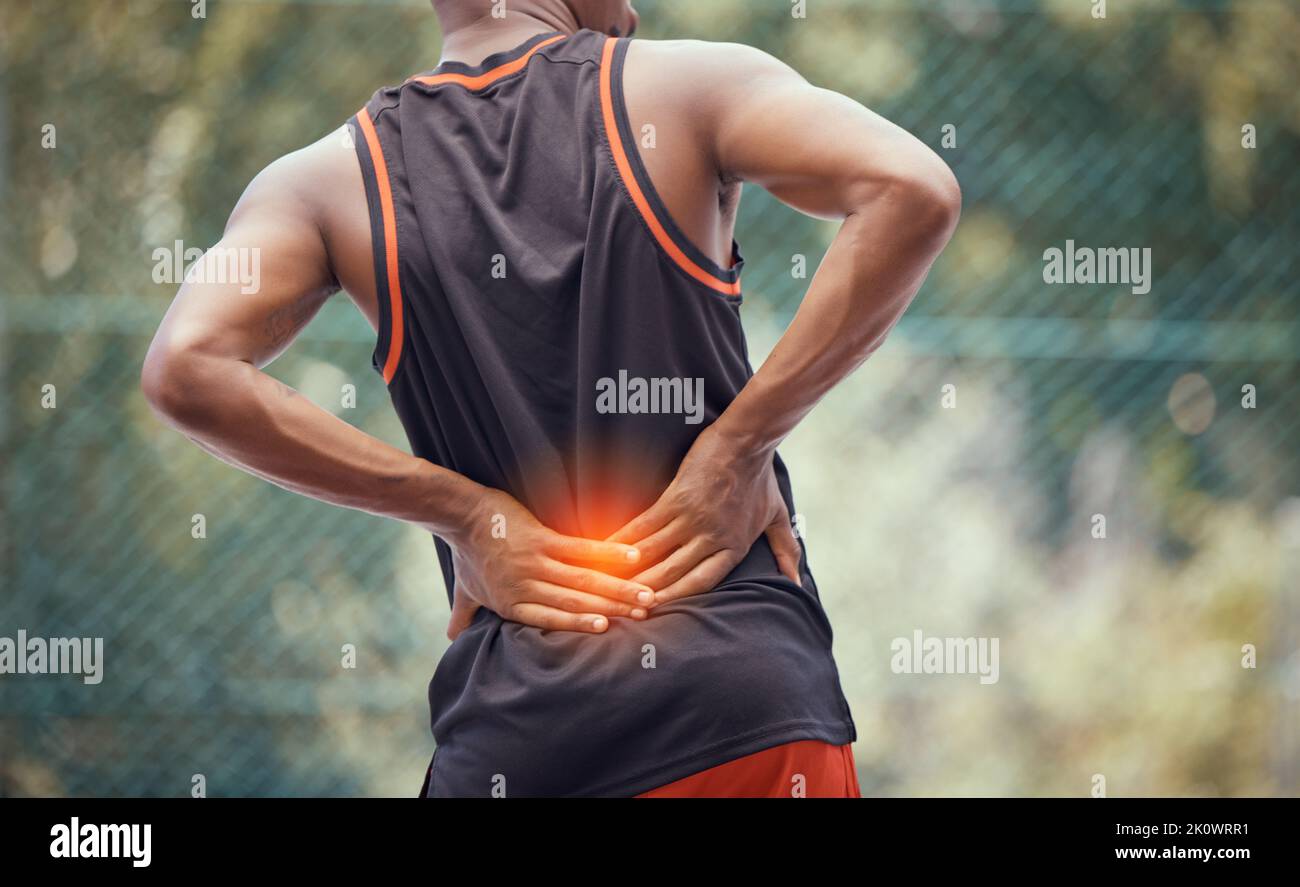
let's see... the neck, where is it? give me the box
[436,5,578,68]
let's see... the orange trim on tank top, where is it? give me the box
[410,34,566,90]
[356,107,404,384]
[598,37,741,297]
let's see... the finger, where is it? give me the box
[543,533,643,569]
[528,581,648,620]
[617,516,690,568]
[631,537,720,591]
[508,602,611,634]
[605,498,676,546]
[447,586,480,641]
[765,514,802,584]
[652,549,743,607]
[541,561,656,608]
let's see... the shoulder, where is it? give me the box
[623,37,802,90]
[617,38,811,162]
[233,128,358,223]
[224,126,376,316]
[239,126,356,209]
[618,37,806,132]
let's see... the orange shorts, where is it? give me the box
[637,740,860,798]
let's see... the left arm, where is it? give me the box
[609,43,960,604]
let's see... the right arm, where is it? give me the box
[141,131,652,636]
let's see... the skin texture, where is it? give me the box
[141,0,959,638]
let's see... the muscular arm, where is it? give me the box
[142,131,651,635]
[141,133,478,533]
[693,40,961,456]
[613,41,960,600]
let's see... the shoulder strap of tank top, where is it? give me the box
[596,36,743,297]
[347,32,587,384]
[350,103,405,384]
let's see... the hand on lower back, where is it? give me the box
[446,488,653,639]
[606,427,802,607]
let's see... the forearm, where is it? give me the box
[143,352,481,538]
[712,186,958,459]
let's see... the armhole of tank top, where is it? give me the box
[597,36,744,302]
[351,106,405,385]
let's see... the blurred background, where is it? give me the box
[1,0,1297,797]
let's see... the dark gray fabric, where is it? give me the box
[352,29,855,798]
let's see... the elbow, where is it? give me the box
[140,338,216,429]
[921,162,962,233]
[140,341,188,424]
[890,160,962,245]
[847,152,961,248]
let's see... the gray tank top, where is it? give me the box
[350,28,854,797]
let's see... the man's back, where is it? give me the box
[334,28,855,797]
[142,6,958,797]
[350,30,749,533]
[247,31,877,343]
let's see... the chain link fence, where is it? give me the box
[2,0,1298,796]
